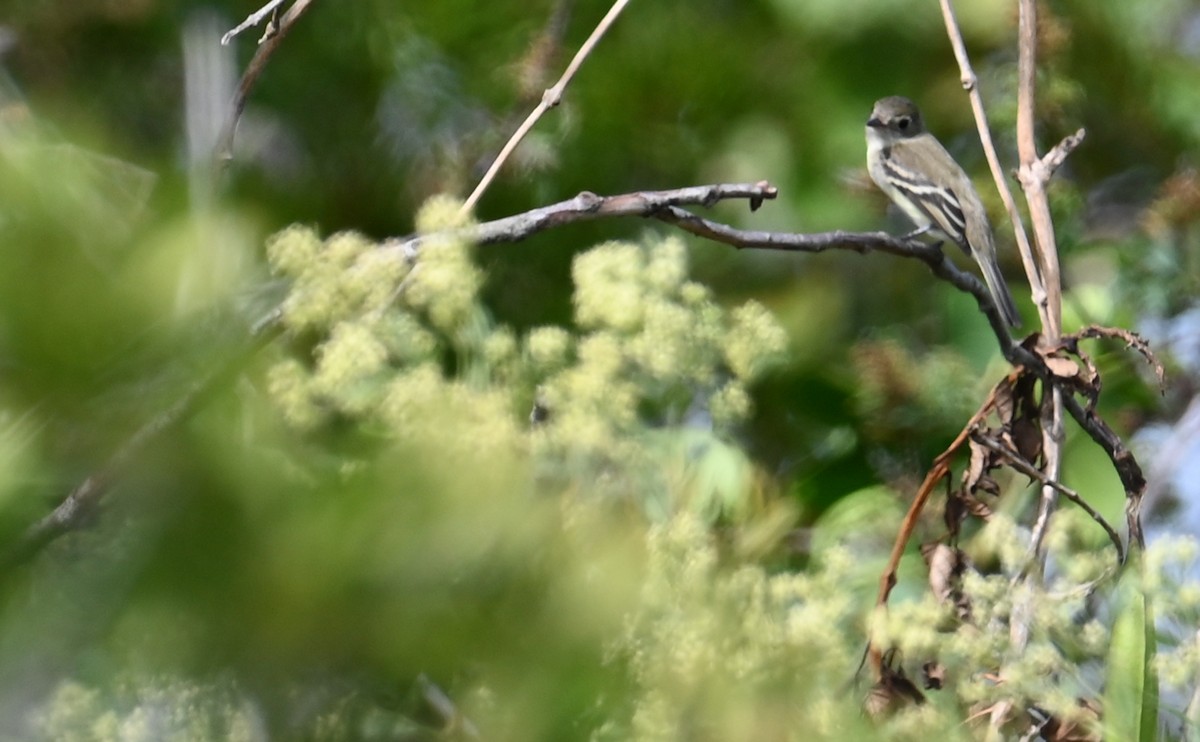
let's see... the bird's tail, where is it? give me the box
[979,256,1022,328]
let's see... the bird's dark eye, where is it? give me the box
[897,117,911,130]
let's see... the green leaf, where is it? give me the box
[1104,553,1159,742]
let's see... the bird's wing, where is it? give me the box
[884,138,973,254]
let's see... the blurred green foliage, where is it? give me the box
[1,0,1199,738]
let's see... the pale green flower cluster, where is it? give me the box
[1158,631,1200,689]
[609,514,874,741]
[28,502,1200,741]
[262,202,503,441]
[874,573,1101,730]
[267,357,325,429]
[724,300,790,381]
[403,234,483,334]
[866,514,1200,736]
[574,241,649,332]
[33,676,258,742]
[408,194,483,336]
[571,237,786,389]
[515,245,771,515]
[532,238,788,499]
[260,213,773,470]
[708,379,752,429]
[414,192,472,233]
[483,326,517,369]
[265,222,479,340]
[266,307,450,430]
[264,222,321,276]
[267,227,410,332]
[524,325,572,373]
[311,321,389,405]
[264,216,788,501]
[1145,534,1200,690]
[379,363,522,459]
[252,207,1200,741]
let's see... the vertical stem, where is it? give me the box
[1016,0,1063,338]
[938,0,1044,316]
[1016,0,1064,563]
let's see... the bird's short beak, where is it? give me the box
[866,116,883,128]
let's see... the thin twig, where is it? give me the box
[1028,384,1064,558]
[971,432,1124,563]
[937,0,1045,322]
[460,0,632,215]
[1041,128,1086,178]
[221,0,288,46]
[215,0,316,164]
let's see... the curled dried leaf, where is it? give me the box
[922,543,971,621]
[994,376,1016,424]
[1070,324,1166,390]
[921,543,953,604]
[1010,415,1043,464]
[964,437,989,492]
[1045,355,1081,379]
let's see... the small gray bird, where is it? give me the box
[865,96,1021,327]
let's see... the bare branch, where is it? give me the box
[1041,128,1086,179]
[970,432,1124,563]
[937,0,1045,322]
[221,0,288,46]
[1028,384,1065,557]
[937,6,1078,611]
[215,0,317,164]
[399,183,1020,351]
[1061,394,1147,550]
[989,5,1072,721]
[460,0,632,214]
[399,183,781,251]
